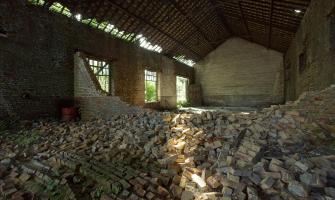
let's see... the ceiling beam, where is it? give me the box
[238,1,253,42]
[88,0,105,25]
[129,1,163,41]
[107,1,130,35]
[116,0,136,33]
[169,0,214,48]
[209,0,232,36]
[106,0,202,59]
[221,2,302,24]
[97,6,113,29]
[226,13,297,33]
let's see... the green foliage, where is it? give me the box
[61,7,72,17]
[15,130,42,147]
[177,101,191,108]
[27,0,45,6]
[145,81,157,102]
[49,2,63,13]
[48,2,72,17]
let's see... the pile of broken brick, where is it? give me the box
[1,85,335,199]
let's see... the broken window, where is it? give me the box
[145,70,158,103]
[87,58,112,94]
[176,76,189,103]
[173,55,195,67]
[299,51,306,74]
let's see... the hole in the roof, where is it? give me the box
[294,9,302,14]
[27,1,186,62]
[75,13,82,21]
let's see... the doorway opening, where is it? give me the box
[176,76,189,105]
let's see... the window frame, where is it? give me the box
[144,69,159,103]
[86,56,113,95]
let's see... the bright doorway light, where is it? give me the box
[176,76,189,104]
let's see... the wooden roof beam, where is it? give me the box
[238,1,253,42]
[209,0,232,36]
[88,0,105,25]
[106,0,202,59]
[169,0,215,48]
[225,13,297,33]
[129,1,163,41]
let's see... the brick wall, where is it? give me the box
[284,0,335,101]
[282,85,335,123]
[74,53,103,97]
[0,1,194,119]
[195,37,284,107]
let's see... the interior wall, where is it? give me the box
[195,37,284,107]
[284,0,335,101]
[0,1,193,119]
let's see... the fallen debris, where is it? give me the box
[0,85,334,199]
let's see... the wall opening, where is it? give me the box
[176,76,189,104]
[86,58,112,94]
[144,70,158,103]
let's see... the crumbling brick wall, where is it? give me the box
[74,53,142,119]
[284,0,335,101]
[0,1,194,119]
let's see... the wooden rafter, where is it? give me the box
[209,0,232,36]
[106,0,202,59]
[169,0,214,48]
[238,1,253,42]
[37,0,311,60]
[88,0,104,25]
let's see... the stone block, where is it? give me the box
[260,177,275,190]
[206,176,221,189]
[288,181,308,198]
[222,186,233,197]
[227,173,240,183]
[181,190,194,200]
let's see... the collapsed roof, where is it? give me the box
[30,0,311,63]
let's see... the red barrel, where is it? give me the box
[61,107,77,121]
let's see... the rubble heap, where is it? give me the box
[0,85,335,200]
